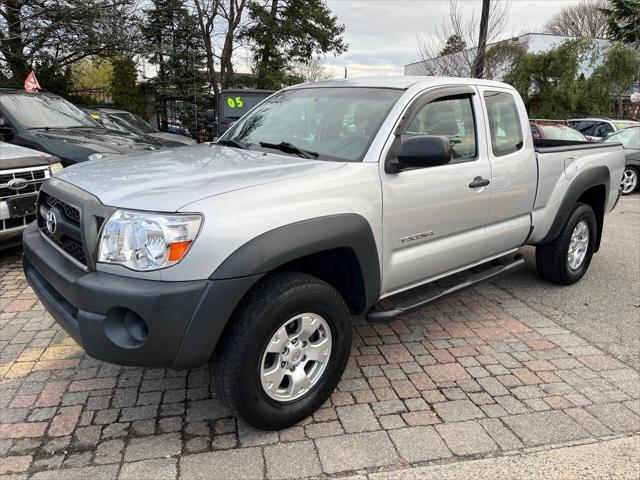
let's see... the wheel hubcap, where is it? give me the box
[567,220,589,270]
[260,313,332,402]
[621,169,638,194]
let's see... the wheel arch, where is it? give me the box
[537,166,609,252]
[210,214,381,314]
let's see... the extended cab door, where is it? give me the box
[379,86,492,296]
[478,89,538,256]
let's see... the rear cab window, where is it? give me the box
[484,91,523,157]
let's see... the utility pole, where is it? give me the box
[471,0,491,79]
[344,67,348,79]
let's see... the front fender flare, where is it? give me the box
[210,214,381,310]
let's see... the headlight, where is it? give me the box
[49,162,64,175]
[98,210,202,271]
[88,152,117,162]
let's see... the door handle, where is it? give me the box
[469,176,490,189]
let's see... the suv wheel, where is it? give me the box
[536,202,597,285]
[621,167,638,195]
[211,272,352,430]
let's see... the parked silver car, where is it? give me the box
[23,77,624,430]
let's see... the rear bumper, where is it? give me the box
[23,223,260,369]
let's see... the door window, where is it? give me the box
[405,95,477,162]
[593,122,614,137]
[484,91,523,157]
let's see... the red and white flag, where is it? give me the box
[24,71,41,92]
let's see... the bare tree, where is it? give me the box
[291,56,335,83]
[416,0,511,78]
[544,0,611,39]
[0,0,139,82]
[191,0,248,101]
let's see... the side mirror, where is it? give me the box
[205,109,216,124]
[388,135,451,173]
[0,116,13,140]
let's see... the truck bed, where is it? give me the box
[529,140,624,244]
[533,138,621,153]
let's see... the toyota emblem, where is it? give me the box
[46,210,57,235]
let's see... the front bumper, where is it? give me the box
[23,223,260,369]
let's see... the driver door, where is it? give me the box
[380,87,492,296]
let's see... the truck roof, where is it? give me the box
[292,76,515,91]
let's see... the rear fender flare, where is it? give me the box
[537,166,609,248]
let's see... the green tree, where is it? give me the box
[111,56,145,117]
[504,39,639,117]
[439,34,466,56]
[601,0,640,46]
[72,58,114,91]
[143,0,208,135]
[244,0,347,89]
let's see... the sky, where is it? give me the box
[320,0,588,78]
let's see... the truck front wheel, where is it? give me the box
[536,202,597,285]
[211,272,352,430]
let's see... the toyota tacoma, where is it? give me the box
[23,77,624,430]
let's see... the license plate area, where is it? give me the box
[7,194,38,218]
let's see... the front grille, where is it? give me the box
[38,192,87,266]
[1,214,36,232]
[0,167,49,200]
[40,191,80,225]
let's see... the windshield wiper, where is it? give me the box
[259,141,319,159]
[217,138,249,149]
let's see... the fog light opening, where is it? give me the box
[104,308,149,349]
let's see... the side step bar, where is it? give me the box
[367,254,526,323]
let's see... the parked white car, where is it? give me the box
[0,142,62,248]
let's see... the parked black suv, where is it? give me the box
[0,89,166,166]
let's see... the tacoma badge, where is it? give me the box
[401,231,434,243]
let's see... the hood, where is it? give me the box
[56,144,346,211]
[148,131,197,146]
[0,141,54,169]
[31,127,166,154]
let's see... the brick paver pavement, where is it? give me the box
[1,251,639,479]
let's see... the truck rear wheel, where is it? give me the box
[536,202,597,285]
[211,272,352,430]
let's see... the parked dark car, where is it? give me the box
[530,121,589,142]
[215,89,274,137]
[0,89,167,166]
[83,106,197,147]
[603,126,640,195]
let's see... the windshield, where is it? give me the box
[539,125,587,141]
[0,94,101,129]
[613,121,640,130]
[110,112,157,134]
[605,127,640,149]
[221,87,403,162]
[220,93,272,120]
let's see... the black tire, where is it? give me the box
[536,202,597,285]
[211,272,352,430]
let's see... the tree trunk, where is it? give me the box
[471,0,491,79]
[193,0,220,106]
[1,0,31,82]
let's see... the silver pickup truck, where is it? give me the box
[23,77,624,430]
